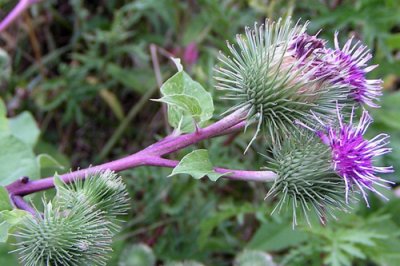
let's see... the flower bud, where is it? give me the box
[55,170,130,232]
[14,202,112,266]
[265,131,348,226]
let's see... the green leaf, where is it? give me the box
[339,230,386,246]
[340,244,365,259]
[35,140,70,169]
[37,154,65,171]
[169,149,225,181]
[247,220,307,251]
[158,61,214,132]
[106,64,156,95]
[9,111,40,148]
[0,187,12,211]
[0,135,40,185]
[156,94,203,119]
[234,250,276,266]
[0,209,30,243]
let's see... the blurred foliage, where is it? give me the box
[0,0,399,265]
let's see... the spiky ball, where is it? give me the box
[14,202,112,266]
[265,131,348,226]
[216,17,348,143]
[55,170,129,232]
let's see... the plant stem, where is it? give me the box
[7,107,257,197]
[97,86,158,161]
[145,157,278,182]
[0,0,41,32]
[10,195,36,215]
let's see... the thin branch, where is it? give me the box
[10,195,36,215]
[145,157,278,182]
[150,44,170,134]
[6,106,250,196]
[97,86,158,161]
[0,0,41,32]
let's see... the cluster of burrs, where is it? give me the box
[14,171,129,266]
[216,17,394,225]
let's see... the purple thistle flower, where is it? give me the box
[289,33,326,60]
[322,33,383,107]
[300,106,394,206]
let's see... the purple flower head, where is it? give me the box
[322,33,382,107]
[289,33,326,60]
[300,106,394,206]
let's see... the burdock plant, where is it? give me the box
[0,14,394,266]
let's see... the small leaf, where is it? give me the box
[9,111,40,148]
[106,64,156,94]
[0,135,40,185]
[170,149,225,181]
[159,65,214,132]
[0,187,12,211]
[37,154,65,170]
[0,209,30,243]
[156,94,203,119]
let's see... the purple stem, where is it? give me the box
[0,0,40,32]
[10,195,36,215]
[7,107,260,196]
[145,157,278,182]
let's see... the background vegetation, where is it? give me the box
[0,0,400,265]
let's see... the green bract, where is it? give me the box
[14,202,112,266]
[265,131,348,226]
[216,17,348,144]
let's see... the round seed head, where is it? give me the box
[265,131,348,226]
[14,201,112,266]
[216,17,349,144]
[55,170,130,232]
